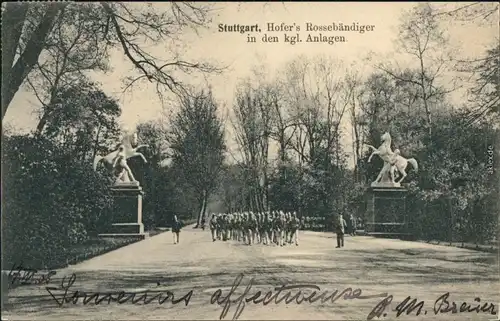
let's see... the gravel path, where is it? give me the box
[3,227,498,320]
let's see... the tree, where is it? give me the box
[276,55,353,218]
[428,2,499,126]
[36,80,121,163]
[135,120,170,228]
[460,45,500,126]
[415,112,497,243]
[431,2,498,25]
[266,82,297,165]
[1,2,221,120]
[378,3,456,137]
[24,4,110,134]
[281,55,351,168]
[355,70,431,185]
[345,70,365,182]
[217,164,248,213]
[136,119,169,168]
[169,89,226,227]
[2,2,65,120]
[232,81,273,211]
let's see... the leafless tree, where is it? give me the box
[431,2,498,25]
[281,55,351,167]
[1,2,222,121]
[377,3,457,137]
[232,81,273,211]
[24,4,110,135]
[345,71,365,181]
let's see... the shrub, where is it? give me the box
[2,135,114,269]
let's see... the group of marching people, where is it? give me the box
[208,211,302,246]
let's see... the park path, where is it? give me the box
[3,226,499,320]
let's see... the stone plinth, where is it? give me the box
[99,182,146,239]
[371,181,401,188]
[365,186,410,238]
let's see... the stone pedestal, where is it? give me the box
[365,185,410,238]
[99,182,147,240]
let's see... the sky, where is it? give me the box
[3,2,498,165]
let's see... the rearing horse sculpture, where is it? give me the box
[93,131,148,184]
[365,132,418,185]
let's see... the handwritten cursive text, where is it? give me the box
[434,292,497,316]
[45,273,193,307]
[211,273,388,320]
[8,262,57,287]
[367,292,497,320]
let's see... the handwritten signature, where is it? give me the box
[367,292,497,319]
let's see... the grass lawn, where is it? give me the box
[65,227,173,266]
[64,236,139,266]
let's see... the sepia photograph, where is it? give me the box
[1,2,499,320]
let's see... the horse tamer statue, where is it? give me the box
[93,131,148,185]
[365,132,418,186]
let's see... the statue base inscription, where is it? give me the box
[365,186,411,239]
[98,183,147,240]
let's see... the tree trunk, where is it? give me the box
[1,3,29,118]
[196,190,207,228]
[418,55,432,137]
[279,134,286,163]
[92,125,102,160]
[351,94,361,182]
[2,4,65,120]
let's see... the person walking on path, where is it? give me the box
[172,215,183,244]
[335,214,347,248]
[209,214,217,242]
[349,214,357,236]
[290,212,300,246]
[346,214,353,236]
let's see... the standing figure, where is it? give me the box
[284,213,290,244]
[287,212,293,244]
[349,214,357,236]
[216,214,223,240]
[235,214,242,242]
[270,212,276,244]
[247,213,255,245]
[258,213,266,244]
[335,214,347,248]
[274,211,280,244]
[262,213,270,245]
[275,213,284,246]
[243,213,249,244]
[210,214,217,241]
[172,215,183,244]
[231,214,237,241]
[225,214,232,241]
[346,214,353,237]
[222,214,228,241]
[253,213,260,244]
[112,145,137,184]
[290,212,300,246]
[257,213,263,244]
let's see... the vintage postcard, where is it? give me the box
[1,2,499,320]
